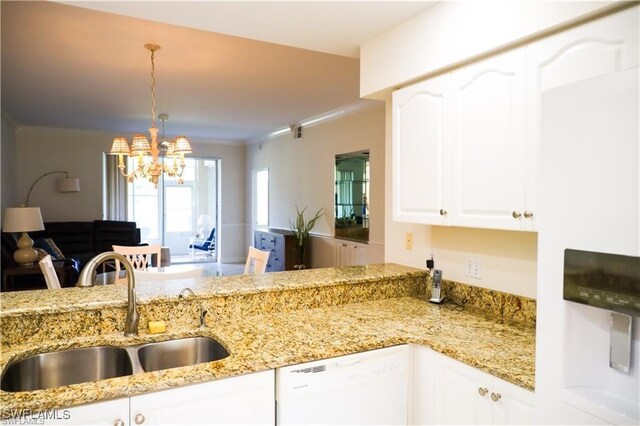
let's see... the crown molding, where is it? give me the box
[15,125,121,138]
[15,125,244,147]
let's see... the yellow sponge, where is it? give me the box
[148,320,166,334]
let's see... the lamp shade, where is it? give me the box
[165,140,177,157]
[131,134,151,155]
[174,136,192,154]
[57,177,80,193]
[197,214,212,227]
[3,207,44,233]
[110,136,131,156]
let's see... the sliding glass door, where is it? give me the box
[126,157,219,262]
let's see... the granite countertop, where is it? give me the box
[0,264,535,414]
[1,263,424,316]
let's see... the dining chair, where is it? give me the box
[38,254,61,289]
[244,246,270,275]
[112,244,162,284]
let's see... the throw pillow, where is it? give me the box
[34,237,65,260]
[35,248,49,261]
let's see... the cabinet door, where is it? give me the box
[334,240,368,267]
[526,6,639,231]
[335,241,349,267]
[392,73,451,225]
[266,234,285,271]
[51,397,129,425]
[352,243,368,266]
[130,370,275,425]
[433,353,493,425]
[490,376,535,425]
[412,345,436,425]
[451,47,527,231]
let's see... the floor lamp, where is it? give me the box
[25,171,80,207]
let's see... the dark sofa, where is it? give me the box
[1,220,140,291]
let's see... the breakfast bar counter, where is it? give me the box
[0,264,536,413]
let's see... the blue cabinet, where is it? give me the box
[254,229,297,272]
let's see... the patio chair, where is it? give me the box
[189,228,216,258]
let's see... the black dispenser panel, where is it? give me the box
[563,249,640,316]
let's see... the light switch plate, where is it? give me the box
[466,257,482,279]
[405,233,413,250]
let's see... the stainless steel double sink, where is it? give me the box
[1,337,230,392]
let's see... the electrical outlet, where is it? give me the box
[466,257,482,279]
[405,232,413,250]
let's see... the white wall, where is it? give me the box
[1,114,19,220]
[16,127,103,220]
[360,1,617,97]
[191,141,246,264]
[14,126,246,263]
[382,97,538,298]
[247,103,386,268]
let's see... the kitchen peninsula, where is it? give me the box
[1,264,535,423]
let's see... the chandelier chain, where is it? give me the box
[150,49,156,128]
[109,43,191,188]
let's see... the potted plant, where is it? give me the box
[290,206,324,269]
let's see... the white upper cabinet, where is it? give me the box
[392,49,532,232]
[392,73,451,225]
[391,6,639,232]
[526,6,639,95]
[525,5,639,230]
[450,47,530,231]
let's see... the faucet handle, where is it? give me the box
[200,309,208,328]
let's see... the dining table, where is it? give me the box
[94,264,206,285]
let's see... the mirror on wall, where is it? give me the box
[335,150,370,243]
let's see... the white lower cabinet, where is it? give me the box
[49,397,129,425]
[38,346,536,426]
[334,239,368,266]
[58,370,274,425]
[130,370,274,425]
[412,345,534,425]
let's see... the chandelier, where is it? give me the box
[109,43,192,188]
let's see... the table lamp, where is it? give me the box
[3,207,45,265]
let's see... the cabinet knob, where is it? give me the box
[524,211,534,219]
[512,211,522,219]
[114,420,125,426]
[439,209,447,216]
[491,392,502,402]
[135,414,145,424]
[478,387,488,396]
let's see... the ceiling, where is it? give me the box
[1,1,435,142]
